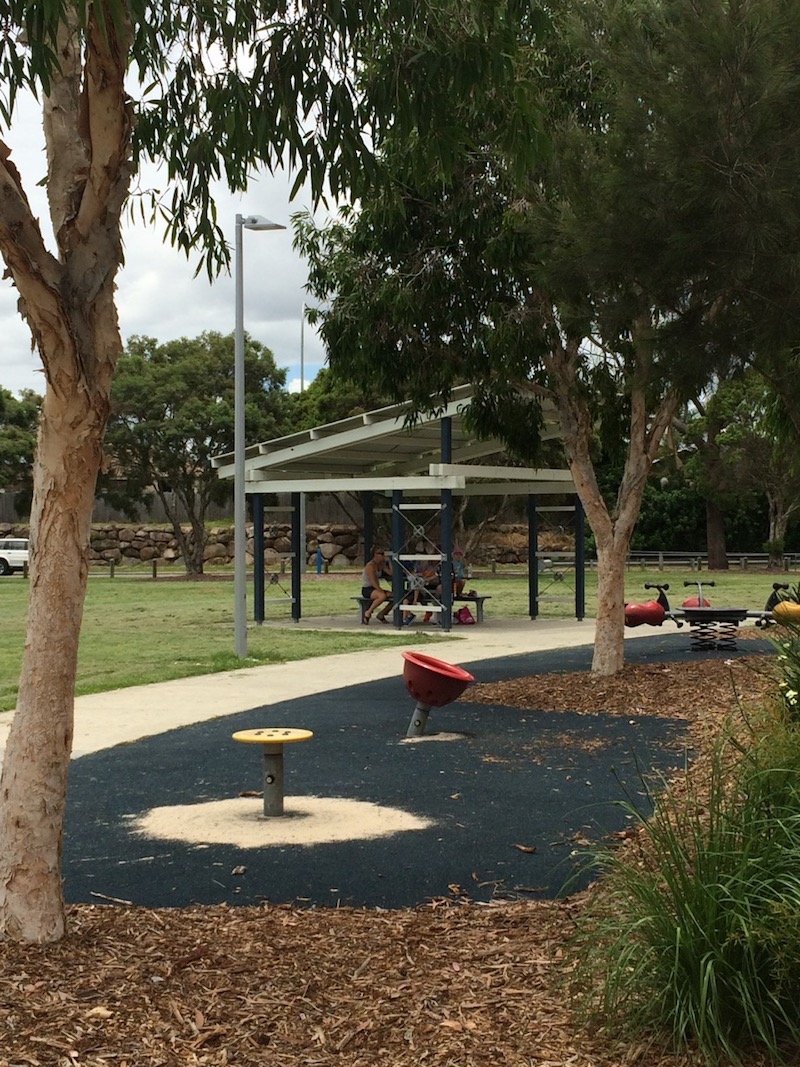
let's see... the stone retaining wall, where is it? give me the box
[0,521,569,567]
[0,522,363,568]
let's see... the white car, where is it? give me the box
[0,538,29,576]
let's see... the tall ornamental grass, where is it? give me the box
[574,701,800,1065]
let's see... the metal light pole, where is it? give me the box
[234,213,286,658]
[300,302,306,393]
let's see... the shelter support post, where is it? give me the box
[291,492,302,622]
[253,494,265,624]
[440,417,453,632]
[298,493,307,574]
[440,491,453,632]
[362,491,374,564]
[391,490,404,627]
[528,495,538,619]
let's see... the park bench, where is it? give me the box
[351,593,491,624]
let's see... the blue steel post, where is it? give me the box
[440,416,453,631]
[528,495,539,618]
[362,491,374,564]
[253,494,265,624]
[575,495,586,621]
[391,489,404,627]
[291,492,302,622]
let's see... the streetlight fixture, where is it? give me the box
[234,212,286,658]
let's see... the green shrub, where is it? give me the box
[573,709,800,1064]
[770,595,800,720]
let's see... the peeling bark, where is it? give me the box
[0,8,133,942]
[0,373,108,941]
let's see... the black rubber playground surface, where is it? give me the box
[63,634,771,911]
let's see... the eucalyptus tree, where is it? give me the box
[103,332,290,574]
[0,0,535,942]
[298,0,800,674]
[718,371,800,564]
[670,390,737,570]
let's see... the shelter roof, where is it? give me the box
[213,385,573,496]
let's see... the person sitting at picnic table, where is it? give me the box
[402,550,439,626]
[452,548,468,596]
[420,550,469,623]
[360,546,392,623]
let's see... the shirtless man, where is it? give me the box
[360,546,392,623]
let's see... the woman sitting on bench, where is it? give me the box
[361,546,392,623]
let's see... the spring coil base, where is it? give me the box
[689,620,739,651]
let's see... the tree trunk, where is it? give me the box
[0,8,131,941]
[706,499,729,570]
[562,441,643,673]
[188,510,208,575]
[767,491,791,568]
[565,427,644,674]
[0,339,114,941]
[540,320,678,675]
[157,489,203,577]
[592,536,629,674]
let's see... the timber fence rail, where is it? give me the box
[624,551,800,571]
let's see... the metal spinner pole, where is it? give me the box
[406,701,432,737]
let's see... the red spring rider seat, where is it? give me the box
[624,600,666,627]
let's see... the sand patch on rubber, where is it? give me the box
[131,796,434,848]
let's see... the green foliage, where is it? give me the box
[582,0,800,360]
[0,387,41,515]
[101,331,290,568]
[576,708,800,1063]
[629,483,707,552]
[1,1,543,277]
[298,0,800,492]
[770,602,800,720]
[288,367,390,430]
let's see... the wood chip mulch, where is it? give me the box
[464,653,779,752]
[0,653,782,1067]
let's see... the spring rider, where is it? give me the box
[624,583,683,628]
[401,651,475,737]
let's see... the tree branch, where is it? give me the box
[0,146,66,377]
[42,13,90,245]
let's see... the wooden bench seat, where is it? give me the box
[351,594,491,624]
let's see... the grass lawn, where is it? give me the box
[0,563,791,713]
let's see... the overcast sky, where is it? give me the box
[0,94,327,399]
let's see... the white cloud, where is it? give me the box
[0,95,329,398]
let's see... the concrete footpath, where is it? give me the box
[0,617,624,760]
